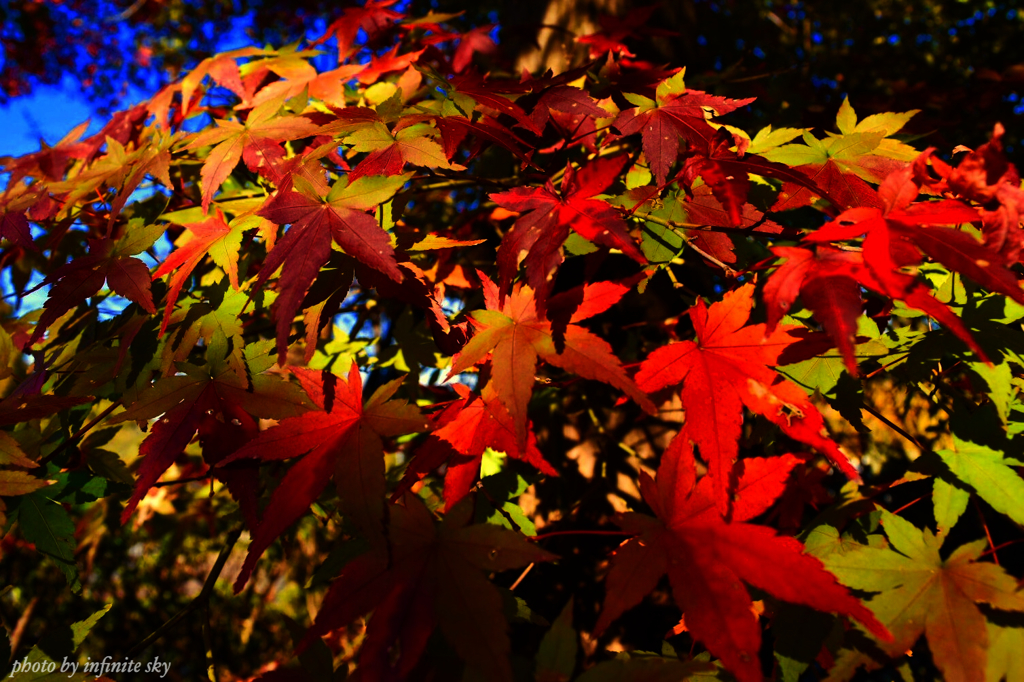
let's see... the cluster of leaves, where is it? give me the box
[2,3,1024,681]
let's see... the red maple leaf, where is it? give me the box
[301,494,555,682]
[448,274,656,447]
[760,102,921,213]
[527,84,610,136]
[180,47,266,116]
[635,284,858,514]
[433,113,534,166]
[763,245,867,374]
[396,382,558,510]
[452,25,498,72]
[0,209,34,250]
[183,97,319,212]
[30,236,157,343]
[313,0,404,61]
[0,393,92,427]
[595,436,891,682]
[445,71,542,135]
[771,156,889,213]
[107,352,311,525]
[764,240,1003,373]
[576,5,671,59]
[914,124,1024,264]
[807,168,1003,290]
[355,45,425,85]
[490,155,645,302]
[614,70,755,186]
[219,365,427,591]
[795,166,1024,363]
[152,210,243,335]
[680,128,842,225]
[256,173,408,363]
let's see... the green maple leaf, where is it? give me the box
[758,97,919,211]
[819,509,1024,682]
[934,436,1024,529]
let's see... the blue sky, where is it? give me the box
[0,76,105,158]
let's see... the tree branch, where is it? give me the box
[126,527,243,659]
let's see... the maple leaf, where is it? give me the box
[449,274,656,447]
[444,71,542,135]
[0,470,50,497]
[396,382,557,510]
[183,96,319,211]
[314,0,404,61]
[302,493,556,682]
[799,166,1024,361]
[819,508,1024,682]
[180,47,267,116]
[635,284,858,514]
[619,184,785,267]
[30,233,159,343]
[355,45,425,85]
[452,24,497,72]
[0,118,93,186]
[807,167,1001,286]
[256,173,408,363]
[152,210,244,335]
[0,208,34,250]
[107,344,311,524]
[595,436,890,682]
[576,5,670,59]
[244,64,366,111]
[432,113,534,166]
[680,127,841,225]
[219,365,427,590]
[0,393,92,427]
[763,242,1000,374]
[42,129,174,228]
[345,120,465,180]
[760,98,920,211]
[490,155,645,302]
[913,124,1024,264]
[614,69,755,186]
[0,426,50,505]
[764,246,867,374]
[527,84,610,135]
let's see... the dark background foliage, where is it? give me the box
[2,0,1022,149]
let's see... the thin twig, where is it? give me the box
[529,529,633,541]
[39,401,121,466]
[861,403,922,450]
[630,212,741,276]
[127,527,243,659]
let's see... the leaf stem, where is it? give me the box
[509,563,534,591]
[891,495,924,516]
[980,538,1024,559]
[973,497,999,566]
